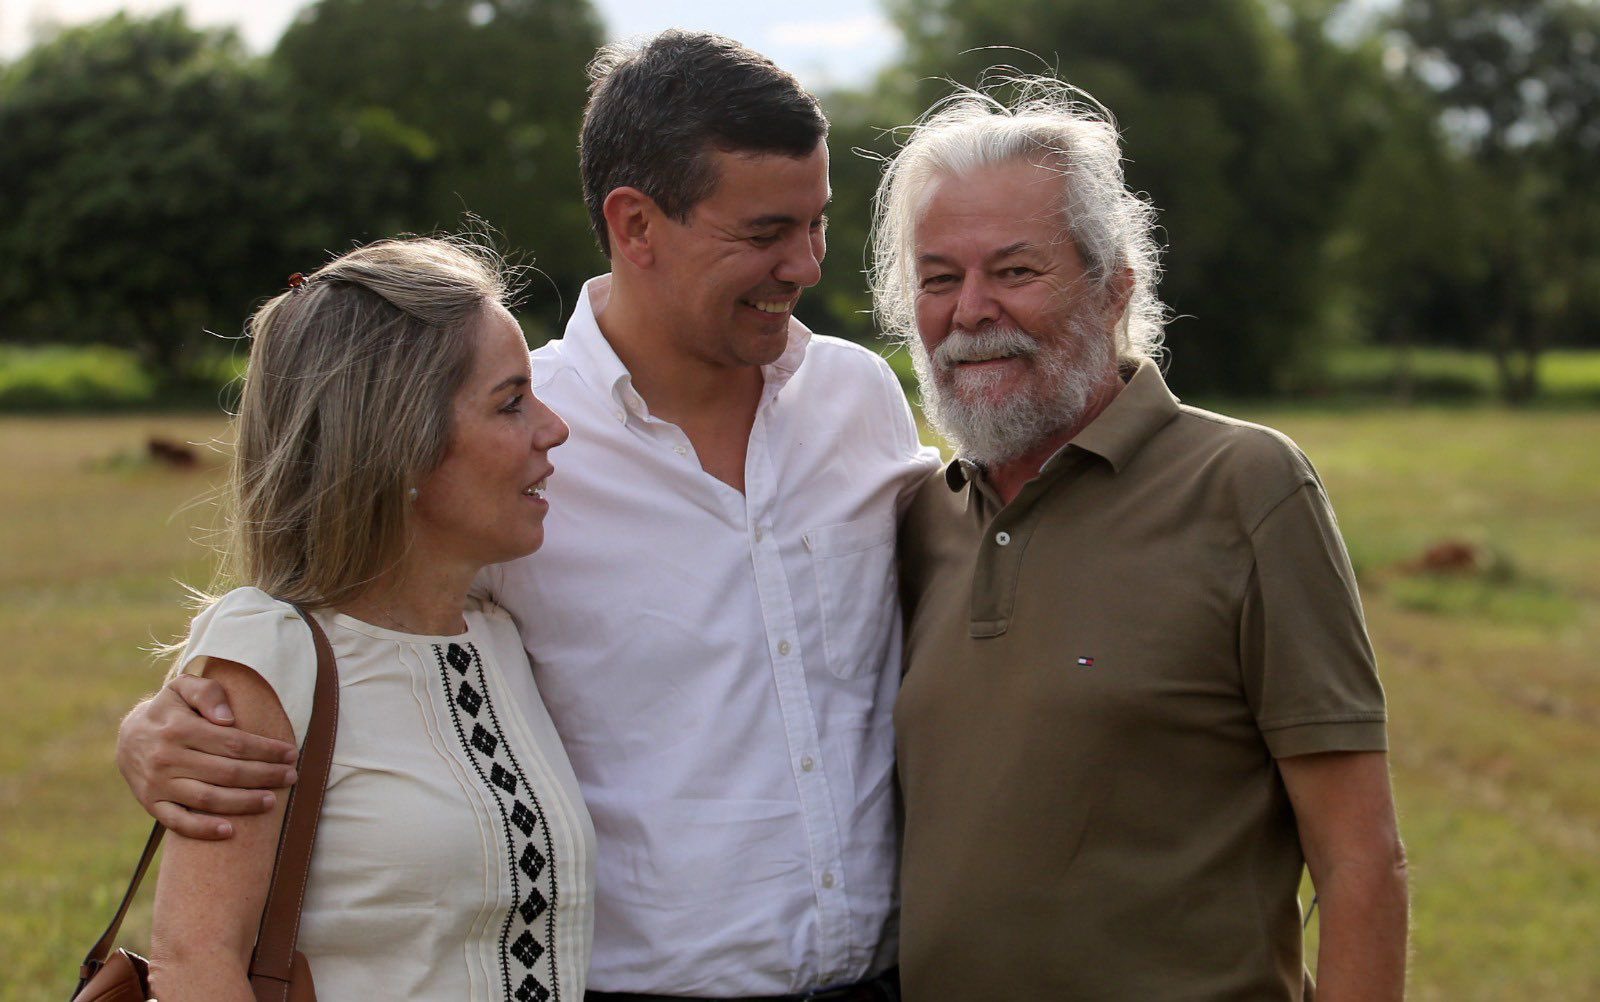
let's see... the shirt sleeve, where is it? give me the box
[1240,481,1388,758]
[177,587,318,747]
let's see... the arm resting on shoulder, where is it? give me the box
[1280,750,1409,1002]
[148,659,295,1002]
[117,674,298,839]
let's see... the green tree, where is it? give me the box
[877,0,1384,395]
[273,0,606,337]
[0,10,426,376]
[1385,0,1600,402]
[1334,93,1492,399]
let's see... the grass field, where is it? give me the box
[2,410,1597,1000]
[1301,347,1600,405]
[9,343,1600,412]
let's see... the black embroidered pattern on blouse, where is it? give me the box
[436,641,561,1002]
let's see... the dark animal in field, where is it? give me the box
[146,436,198,468]
[1404,540,1484,576]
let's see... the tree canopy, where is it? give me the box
[1,0,1593,403]
[0,10,427,373]
[273,0,606,335]
[0,0,603,372]
[1377,0,1600,401]
[0,12,286,371]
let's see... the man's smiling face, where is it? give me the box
[910,158,1119,462]
[649,141,830,370]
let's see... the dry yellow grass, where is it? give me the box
[1,415,228,1000]
[3,409,1597,1000]
[1252,407,1600,1000]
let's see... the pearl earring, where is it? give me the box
[407,487,419,502]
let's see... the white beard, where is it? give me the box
[911,312,1116,465]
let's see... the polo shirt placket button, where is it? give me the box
[801,756,814,772]
[778,640,792,656]
[821,872,835,889]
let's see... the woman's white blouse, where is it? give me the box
[179,587,595,1001]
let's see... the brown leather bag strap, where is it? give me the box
[248,605,339,998]
[76,821,164,984]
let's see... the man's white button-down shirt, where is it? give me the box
[484,277,940,996]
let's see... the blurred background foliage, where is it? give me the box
[0,0,1596,403]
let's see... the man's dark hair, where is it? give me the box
[580,30,829,257]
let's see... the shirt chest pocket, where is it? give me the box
[803,515,898,680]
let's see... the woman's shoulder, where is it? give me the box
[180,586,318,744]
[195,585,299,619]
[184,588,314,658]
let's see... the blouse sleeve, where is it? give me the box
[177,587,318,747]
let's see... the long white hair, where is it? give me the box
[869,73,1167,364]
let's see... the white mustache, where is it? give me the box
[934,328,1040,368]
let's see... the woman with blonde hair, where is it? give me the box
[148,236,594,1001]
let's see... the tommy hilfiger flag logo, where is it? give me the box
[1076,656,1095,668]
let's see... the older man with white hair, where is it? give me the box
[874,81,1409,1001]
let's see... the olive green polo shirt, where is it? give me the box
[894,360,1387,1001]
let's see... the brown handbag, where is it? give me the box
[73,606,340,1002]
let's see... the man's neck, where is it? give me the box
[595,276,765,426]
[986,364,1126,507]
[593,274,765,492]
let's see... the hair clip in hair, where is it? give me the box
[287,272,308,290]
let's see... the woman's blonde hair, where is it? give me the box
[221,236,515,608]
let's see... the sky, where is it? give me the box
[0,0,903,89]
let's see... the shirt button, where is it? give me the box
[673,444,687,456]
[801,756,815,772]
[821,872,835,889]
[778,640,792,657]
[753,526,764,542]
[995,531,1012,546]
[614,410,626,423]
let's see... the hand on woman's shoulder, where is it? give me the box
[181,587,317,748]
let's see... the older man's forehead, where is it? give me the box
[918,160,1061,215]
[913,181,1067,262]
[916,239,1043,264]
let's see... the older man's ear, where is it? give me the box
[1107,265,1135,329]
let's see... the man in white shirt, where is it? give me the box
[114,30,936,1001]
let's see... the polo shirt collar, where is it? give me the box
[942,357,1180,494]
[561,275,814,420]
[1048,357,1180,474]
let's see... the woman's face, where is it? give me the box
[410,302,569,568]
